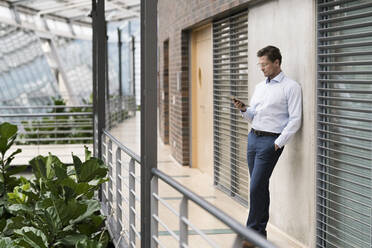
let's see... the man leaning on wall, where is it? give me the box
[233,46,302,248]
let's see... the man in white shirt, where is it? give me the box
[233,46,302,246]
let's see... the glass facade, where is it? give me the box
[53,37,93,103]
[0,23,59,108]
[0,18,140,107]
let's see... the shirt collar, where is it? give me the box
[266,71,284,84]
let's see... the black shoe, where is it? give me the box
[242,240,256,248]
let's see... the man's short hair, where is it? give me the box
[257,46,282,65]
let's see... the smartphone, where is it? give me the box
[222,95,246,108]
[231,96,246,108]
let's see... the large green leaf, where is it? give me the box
[5,135,17,151]
[13,239,33,248]
[5,216,27,234]
[0,237,16,248]
[77,215,105,236]
[4,177,23,193]
[3,149,22,169]
[45,155,55,180]
[0,123,17,155]
[60,178,92,198]
[7,184,29,204]
[75,238,103,248]
[44,206,62,235]
[29,156,47,180]
[70,200,100,224]
[84,146,92,161]
[54,162,68,181]
[54,199,86,226]
[58,234,87,247]
[0,218,6,232]
[0,139,8,157]
[44,181,59,196]
[35,198,53,210]
[0,123,17,140]
[7,165,27,176]
[14,227,48,248]
[7,148,22,159]
[79,158,108,183]
[7,204,33,214]
[72,155,83,182]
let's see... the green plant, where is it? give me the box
[0,123,27,223]
[18,98,93,145]
[0,122,111,248]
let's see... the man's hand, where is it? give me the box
[274,144,280,151]
[233,98,247,112]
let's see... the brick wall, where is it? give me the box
[159,40,169,144]
[158,0,256,165]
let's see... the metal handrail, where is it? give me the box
[0,105,92,110]
[0,106,94,145]
[102,130,140,163]
[152,168,276,248]
[0,112,92,118]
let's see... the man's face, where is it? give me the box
[257,55,280,79]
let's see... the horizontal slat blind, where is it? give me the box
[317,1,372,247]
[213,10,249,206]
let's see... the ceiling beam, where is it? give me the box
[37,1,91,16]
[106,2,139,19]
[108,14,138,22]
[11,0,50,6]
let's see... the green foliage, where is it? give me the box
[18,98,93,145]
[0,123,27,222]
[0,122,111,247]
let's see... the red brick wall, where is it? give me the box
[158,0,254,165]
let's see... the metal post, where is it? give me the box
[9,5,21,24]
[116,148,123,241]
[68,20,76,36]
[151,176,158,248]
[118,28,123,98]
[140,0,158,247]
[129,158,136,247]
[91,0,98,157]
[108,140,113,216]
[179,196,188,248]
[106,32,110,129]
[117,28,123,122]
[131,35,136,103]
[93,0,106,159]
[101,135,107,208]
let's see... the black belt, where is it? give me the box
[251,128,280,137]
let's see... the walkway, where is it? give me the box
[108,113,302,248]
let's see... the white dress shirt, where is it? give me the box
[241,71,302,148]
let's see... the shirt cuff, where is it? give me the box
[274,136,285,148]
[240,108,255,121]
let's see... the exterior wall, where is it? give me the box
[159,40,170,144]
[247,0,316,247]
[158,0,316,246]
[158,0,257,165]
